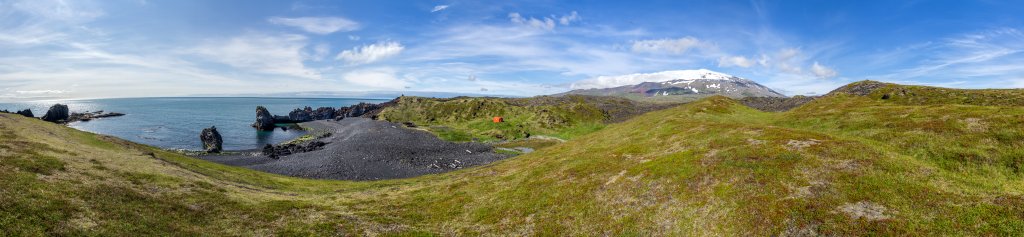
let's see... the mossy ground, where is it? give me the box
[377,95,664,142]
[2,85,1023,235]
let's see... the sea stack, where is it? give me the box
[15,109,33,117]
[200,126,223,153]
[41,104,69,123]
[252,106,275,131]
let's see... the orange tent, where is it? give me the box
[492,117,504,123]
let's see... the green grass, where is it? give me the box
[377,95,664,142]
[2,82,1024,235]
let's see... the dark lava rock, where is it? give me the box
[311,107,336,120]
[41,104,69,123]
[252,106,275,131]
[335,98,398,120]
[262,140,328,159]
[288,106,314,122]
[200,126,223,153]
[15,109,33,117]
[68,111,125,122]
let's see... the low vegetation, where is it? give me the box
[377,95,672,141]
[2,81,1023,235]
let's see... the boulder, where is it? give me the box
[199,126,223,153]
[41,104,69,123]
[252,106,275,131]
[15,109,33,117]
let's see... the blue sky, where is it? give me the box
[1,0,1023,99]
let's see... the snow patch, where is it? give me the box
[572,69,737,89]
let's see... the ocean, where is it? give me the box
[0,97,389,151]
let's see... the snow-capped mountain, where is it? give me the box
[560,69,785,101]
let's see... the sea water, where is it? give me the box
[0,97,388,150]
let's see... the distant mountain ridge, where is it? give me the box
[559,69,785,102]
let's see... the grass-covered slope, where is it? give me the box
[377,95,672,141]
[2,84,1024,235]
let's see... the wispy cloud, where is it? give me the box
[268,16,359,35]
[430,5,449,13]
[508,11,579,31]
[810,61,837,78]
[336,41,404,65]
[193,33,320,79]
[631,37,709,55]
[864,28,1024,88]
[340,67,410,90]
[718,55,755,68]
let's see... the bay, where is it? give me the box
[0,97,389,151]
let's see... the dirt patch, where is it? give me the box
[961,118,988,132]
[786,139,821,151]
[746,138,765,146]
[837,201,891,221]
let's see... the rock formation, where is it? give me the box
[288,107,313,122]
[262,141,327,159]
[311,107,336,120]
[200,126,223,153]
[15,109,33,117]
[252,106,275,131]
[41,104,69,123]
[67,111,125,122]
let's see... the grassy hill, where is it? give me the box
[2,82,1023,235]
[376,95,673,142]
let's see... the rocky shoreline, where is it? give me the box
[198,118,508,180]
[1,104,125,123]
[251,98,397,131]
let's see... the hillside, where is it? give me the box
[2,82,1024,235]
[376,94,674,141]
[560,69,785,103]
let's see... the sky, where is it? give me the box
[1,0,1024,100]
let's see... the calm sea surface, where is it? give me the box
[0,97,388,150]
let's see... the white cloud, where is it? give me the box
[340,68,410,89]
[268,17,359,35]
[718,56,754,68]
[336,41,404,65]
[307,43,330,61]
[810,61,837,78]
[509,12,555,30]
[508,12,579,30]
[430,5,449,13]
[559,11,580,25]
[11,0,104,22]
[15,89,64,94]
[631,37,705,54]
[193,33,320,79]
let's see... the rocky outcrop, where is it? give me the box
[335,98,399,120]
[311,107,336,120]
[41,104,69,123]
[15,109,33,118]
[288,107,314,122]
[200,126,223,153]
[68,111,125,122]
[262,141,327,159]
[252,106,275,131]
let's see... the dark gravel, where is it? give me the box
[197,118,509,180]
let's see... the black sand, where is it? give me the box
[198,118,508,180]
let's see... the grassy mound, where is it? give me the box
[2,83,1024,235]
[377,95,672,141]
